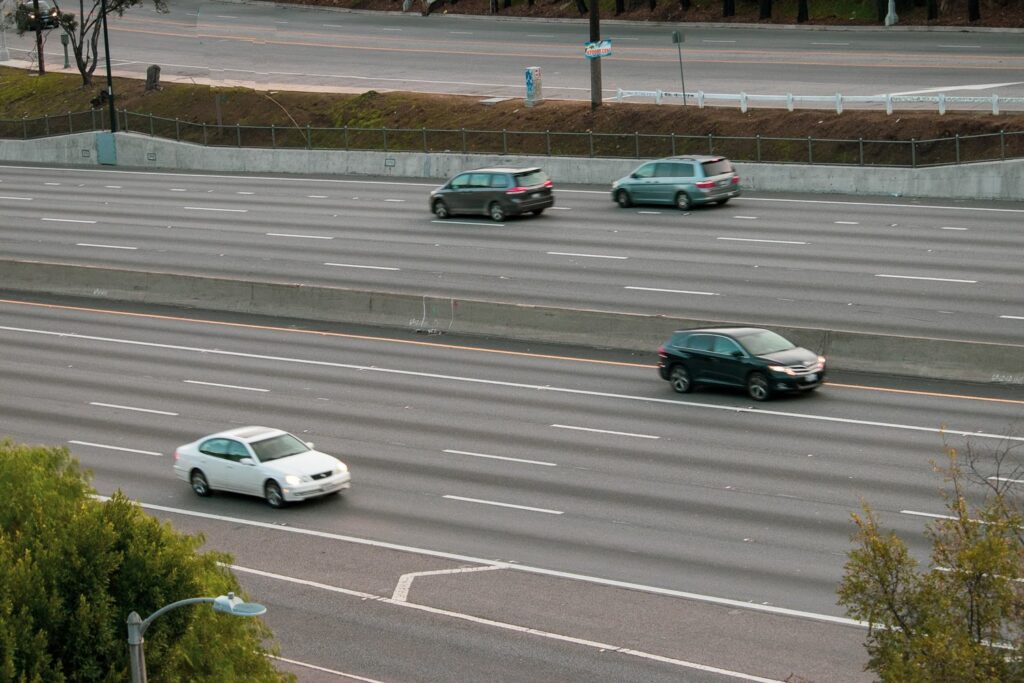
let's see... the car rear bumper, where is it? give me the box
[507,193,554,215]
[694,187,741,204]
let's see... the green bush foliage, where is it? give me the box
[0,439,294,682]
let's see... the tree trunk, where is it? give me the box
[927,0,937,19]
[576,0,587,14]
[615,0,624,14]
[797,0,808,22]
[967,0,980,21]
[504,0,512,8]
[759,0,772,19]
[679,0,690,8]
[876,0,887,21]
[723,0,735,17]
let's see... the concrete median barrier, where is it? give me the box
[2,259,1021,385]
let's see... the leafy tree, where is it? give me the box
[797,0,809,22]
[722,0,735,17]
[759,0,772,19]
[0,439,294,682]
[12,0,170,86]
[838,439,1024,682]
[967,0,980,20]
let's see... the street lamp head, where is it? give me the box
[213,592,267,617]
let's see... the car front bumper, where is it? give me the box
[282,472,352,501]
[770,371,825,393]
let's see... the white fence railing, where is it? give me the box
[614,89,1024,115]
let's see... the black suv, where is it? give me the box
[430,167,554,222]
[20,1,60,29]
[658,327,825,401]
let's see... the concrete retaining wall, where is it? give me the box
[3,131,1023,200]
[3,259,1021,384]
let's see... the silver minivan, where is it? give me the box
[611,155,741,211]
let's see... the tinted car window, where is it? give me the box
[702,159,734,176]
[199,438,230,457]
[685,334,714,352]
[740,330,796,356]
[225,440,250,461]
[656,162,694,178]
[633,163,656,179]
[251,434,310,463]
[713,336,743,355]
[449,173,471,189]
[468,173,491,188]
[513,170,548,187]
[490,174,510,188]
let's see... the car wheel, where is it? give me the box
[669,365,693,394]
[747,372,771,401]
[264,481,286,508]
[488,202,506,222]
[432,199,450,219]
[615,190,632,208]
[675,192,692,211]
[532,208,545,216]
[190,470,211,497]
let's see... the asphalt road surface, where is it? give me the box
[2,164,1023,344]
[5,0,1024,104]
[1,297,1022,681]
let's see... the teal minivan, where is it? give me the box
[611,155,741,211]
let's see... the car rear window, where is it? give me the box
[513,170,548,187]
[701,159,734,177]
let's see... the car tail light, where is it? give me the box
[506,186,528,195]
[173,450,180,462]
[543,180,553,188]
[731,176,740,184]
[657,345,667,357]
[695,180,715,189]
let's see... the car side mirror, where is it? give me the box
[240,457,256,466]
[630,172,639,179]
[732,351,744,358]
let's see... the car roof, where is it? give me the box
[674,327,769,338]
[461,167,543,174]
[200,426,289,443]
[658,155,727,163]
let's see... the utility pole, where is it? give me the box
[589,0,601,109]
[100,0,117,132]
[31,0,44,74]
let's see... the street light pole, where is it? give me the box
[588,0,601,110]
[100,0,116,131]
[127,592,267,683]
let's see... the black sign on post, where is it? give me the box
[672,31,687,106]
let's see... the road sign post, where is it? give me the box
[672,30,686,106]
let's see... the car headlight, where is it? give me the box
[817,355,827,367]
[334,464,348,475]
[284,474,302,486]
[767,364,796,376]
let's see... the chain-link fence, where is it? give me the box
[4,109,1022,168]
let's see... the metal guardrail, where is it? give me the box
[2,109,1023,168]
[615,89,1024,115]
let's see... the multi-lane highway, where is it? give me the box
[5,0,1024,102]
[2,295,1022,681]
[2,164,1023,343]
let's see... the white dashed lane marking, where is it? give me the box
[443,495,564,515]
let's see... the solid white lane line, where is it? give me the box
[266,232,333,240]
[552,424,659,439]
[937,44,980,48]
[44,217,97,224]
[547,251,628,260]
[113,499,864,629]
[170,188,187,191]
[732,215,758,220]
[183,206,247,212]
[89,401,178,416]
[637,210,661,214]
[432,219,503,227]
[323,262,400,271]
[901,509,956,521]
[306,195,328,199]
[237,191,255,195]
[384,198,404,202]
[718,237,807,245]
[941,226,968,230]
[0,195,33,200]
[105,185,122,189]
[989,476,1024,485]
[9,326,1020,444]
[267,655,386,682]
[549,206,572,210]
[875,274,977,284]
[834,221,859,225]
[443,495,564,515]
[702,39,736,43]
[232,565,781,682]
[76,243,137,250]
[443,448,557,467]
[625,286,719,296]
[392,566,501,602]
[740,196,1024,214]
[183,379,269,392]
[1001,315,1024,320]
[68,440,162,456]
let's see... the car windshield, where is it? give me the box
[740,330,796,356]
[701,159,733,176]
[250,434,309,462]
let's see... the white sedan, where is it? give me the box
[173,426,351,508]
